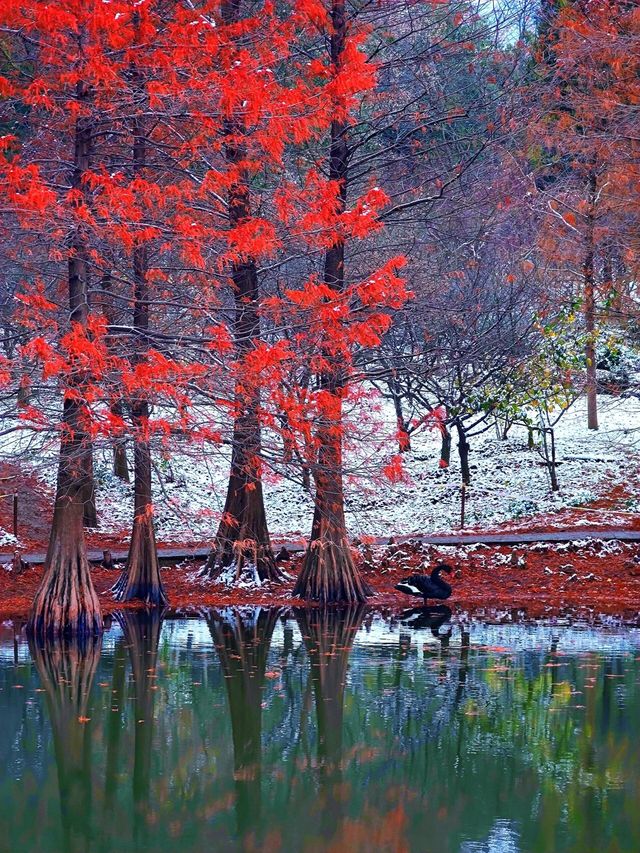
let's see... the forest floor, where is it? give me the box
[2,395,640,550]
[2,394,640,553]
[1,536,639,622]
[1,394,640,621]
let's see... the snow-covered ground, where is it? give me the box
[101,392,640,542]
[343,393,640,537]
[2,391,640,544]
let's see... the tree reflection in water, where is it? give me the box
[28,635,100,853]
[115,608,165,844]
[15,612,640,853]
[103,634,127,817]
[295,606,365,842]
[207,607,281,846]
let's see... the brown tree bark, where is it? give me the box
[81,450,98,528]
[28,81,102,640]
[585,170,598,430]
[294,0,371,605]
[391,376,411,452]
[111,402,130,483]
[455,421,471,486]
[202,0,279,584]
[114,92,166,605]
[114,400,167,604]
[202,400,279,583]
[440,425,452,468]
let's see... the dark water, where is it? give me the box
[1,607,639,853]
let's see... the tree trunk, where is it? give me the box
[114,95,166,605]
[455,421,471,486]
[585,170,598,430]
[549,428,559,492]
[99,274,130,483]
[17,377,30,407]
[111,401,130,483]
[541,426,559,492]
[440,426,452,468]
[202,1,278,584]
[81,448,97,528]
[391,377,410,452]
[29,445,103,640]
[28,81,102,640]
[203,427,280,582]
[114,401,167,604]
[113,439,129,481]
[294,420,371,603]
[279,407,312,492]
[295,0,370,604]
[602,243,616,317]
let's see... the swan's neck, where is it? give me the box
[430,568,451,591]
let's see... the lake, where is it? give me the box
[0,606,639,852]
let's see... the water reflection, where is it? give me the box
[28,635,100,853]
[207,607,280,843]
[0,610,639,851]
[295,607,365,845]
[400,604,452,635]
[116,609,165,844]
[296,607,364,769]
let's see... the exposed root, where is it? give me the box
[201,531,283,584]
[28,516,102,641]
[113,513,167,606]
[294,529,371,605]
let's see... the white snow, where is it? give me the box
[0,529,18,549]
[2,391,640,545]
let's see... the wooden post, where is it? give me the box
[12,552,27,575]
[549,428,559,492]
[460,484,466,530]
[12,494,17,538]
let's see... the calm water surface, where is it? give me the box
[1,606,639,853]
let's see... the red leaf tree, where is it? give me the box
[0,0,118,637]
[285,0,409,603]
[530,0,640,430]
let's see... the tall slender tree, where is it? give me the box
[200,1,279,583]
[200,0,326,584]
[114,8,166,605]
[27,70,103,638]
[293,0,389,603]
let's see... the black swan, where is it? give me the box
[395,564,453,603]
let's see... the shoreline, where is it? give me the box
[2,535,640,622]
